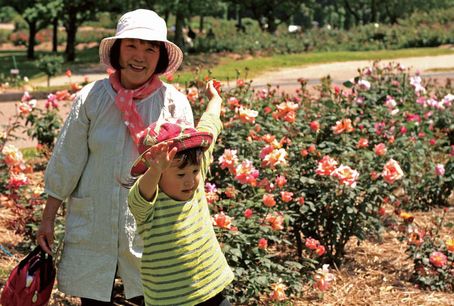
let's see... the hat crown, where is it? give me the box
[143,121,194,149]
[116,9,167,40]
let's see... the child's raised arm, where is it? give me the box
[205,80,223,118]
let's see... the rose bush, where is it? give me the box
[186,60,452,300]
[392,208,454,291]
[1,62,452,303]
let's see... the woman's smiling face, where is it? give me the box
[119,38,160,89]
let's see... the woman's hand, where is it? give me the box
[37,218,55,255]
[37,196,62,255]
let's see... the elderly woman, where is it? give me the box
[37,9,193,305]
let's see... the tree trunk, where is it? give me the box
[199,15,204,33]
[343,0,361,26]
[236,4,245,32]
[52,18,58,53]
[292,227,303,259]
[384,5,398,24]
[65,11,78,62]
[371,0,378,23]
[174,11,185,50]
[344,9,352,30]
[26,20,37,60]
[266,14,277,33]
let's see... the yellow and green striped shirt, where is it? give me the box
[128,113,234,306]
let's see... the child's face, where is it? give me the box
[159,160,202,201]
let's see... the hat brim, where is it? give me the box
[130,132,213,177]
[99,34,183,76]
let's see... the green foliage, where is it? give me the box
[0,72,25,88]
[190,8,454,55]
[35,54,63,87]
[0,6,17,23]
[83,12,117,28]
[25,107,62,150]
[76,29,114,44]
[0,29,10,44]
[186,58,453,299]
[395,209,453,291]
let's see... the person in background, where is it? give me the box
[127,80,233,305]
[37,9,193,306]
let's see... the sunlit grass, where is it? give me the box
[173,48,454,83]
[426,67,454,72]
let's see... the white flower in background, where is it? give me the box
[426,98,445,110]
[357,79,371,90]
[385,96,397,109]
[410,76,426,93]
[442,94,453,107]
[390,108,400,116]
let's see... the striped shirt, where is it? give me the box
[128,112,234,305]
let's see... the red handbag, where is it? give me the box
[1,245,56,306]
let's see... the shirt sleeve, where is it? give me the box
[128,178,159,225]
[44,92,90,201]
[196,112,223,179]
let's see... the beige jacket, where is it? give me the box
[44,79,193,301]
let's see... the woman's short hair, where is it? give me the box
[109,39,169,74]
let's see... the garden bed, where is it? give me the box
[0,205,452,305]
[1,59,453,305]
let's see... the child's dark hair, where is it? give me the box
[109,39,169,74]
[121,147,204,189]
[174,147,204,168]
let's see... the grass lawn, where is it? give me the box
[426,66,454,72]
[176,48,454,83]
[0,47,101,83]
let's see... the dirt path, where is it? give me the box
[1,53,453,148]
[28,54,454,89]
[251,54,454,93]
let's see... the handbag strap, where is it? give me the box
[38,250,55,292]
[17,245,42,270]
[17,245,55,292]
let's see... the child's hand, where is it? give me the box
[143,142,177,173]
[205,79,221,100]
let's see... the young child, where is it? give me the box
[127,80,234,306]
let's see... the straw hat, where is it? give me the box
[130,120,213,176]
[99,9,183,75]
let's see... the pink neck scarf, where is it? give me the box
[109,71,163,144]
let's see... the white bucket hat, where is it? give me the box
[99,9,183,75]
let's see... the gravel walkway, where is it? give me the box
[251,54,454,93]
